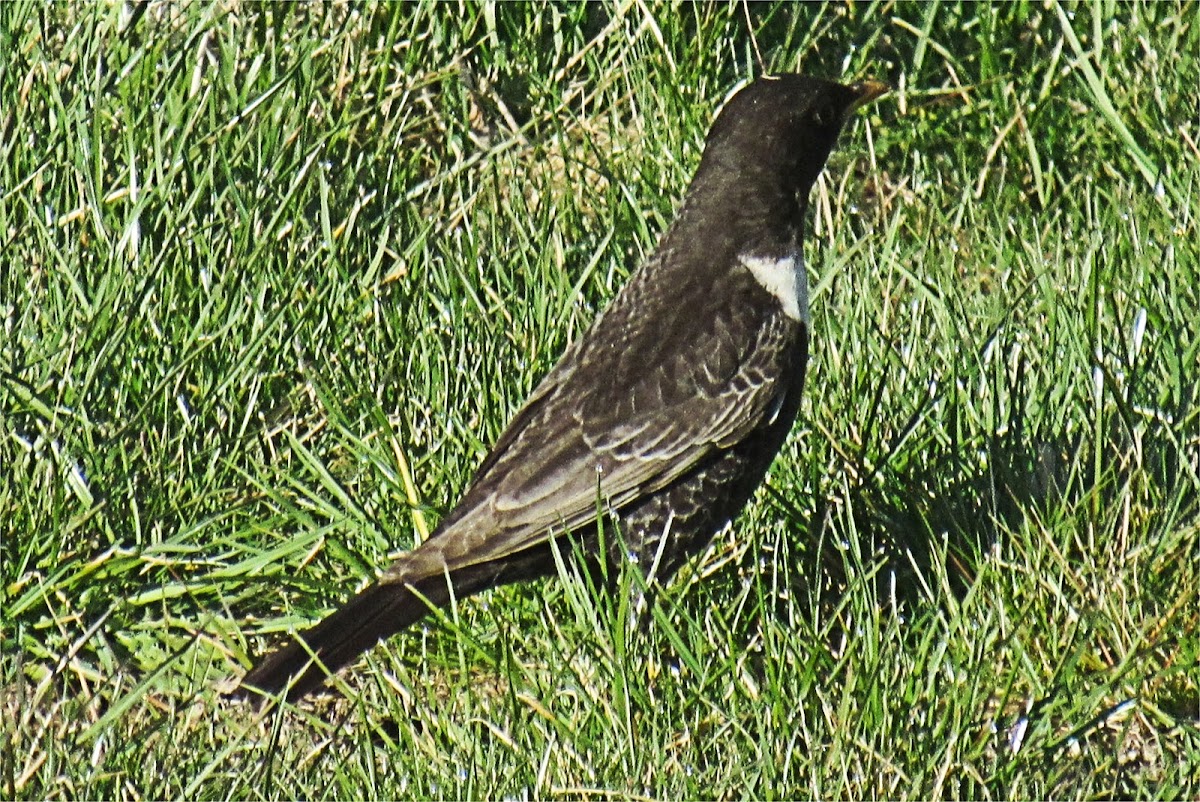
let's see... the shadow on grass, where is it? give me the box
[724,374,1199,647]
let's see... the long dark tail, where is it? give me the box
[236,576,440,703]
[236,547,557,704]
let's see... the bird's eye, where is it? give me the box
[810,102,836,127]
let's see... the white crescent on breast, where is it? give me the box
[738,252,810,326]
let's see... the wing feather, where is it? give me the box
[397,245,804,578]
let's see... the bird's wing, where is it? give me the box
[402,262,803,577]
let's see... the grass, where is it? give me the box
[2,1,1197,798]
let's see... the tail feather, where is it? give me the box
[239,562,492,703]
[237,579,430,703]
[236,546,557,703]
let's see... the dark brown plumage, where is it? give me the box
[239,74,886,702]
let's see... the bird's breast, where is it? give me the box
[736,250,810,327]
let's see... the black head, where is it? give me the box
[695,74,887,195]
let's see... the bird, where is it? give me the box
[238,74,887,703]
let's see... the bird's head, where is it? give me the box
[695,74,887,202]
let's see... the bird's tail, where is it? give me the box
[237,566,490,704]
[236,576,431,703]
[235,546,556,704]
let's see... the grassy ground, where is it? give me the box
[2,1,1198,798]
